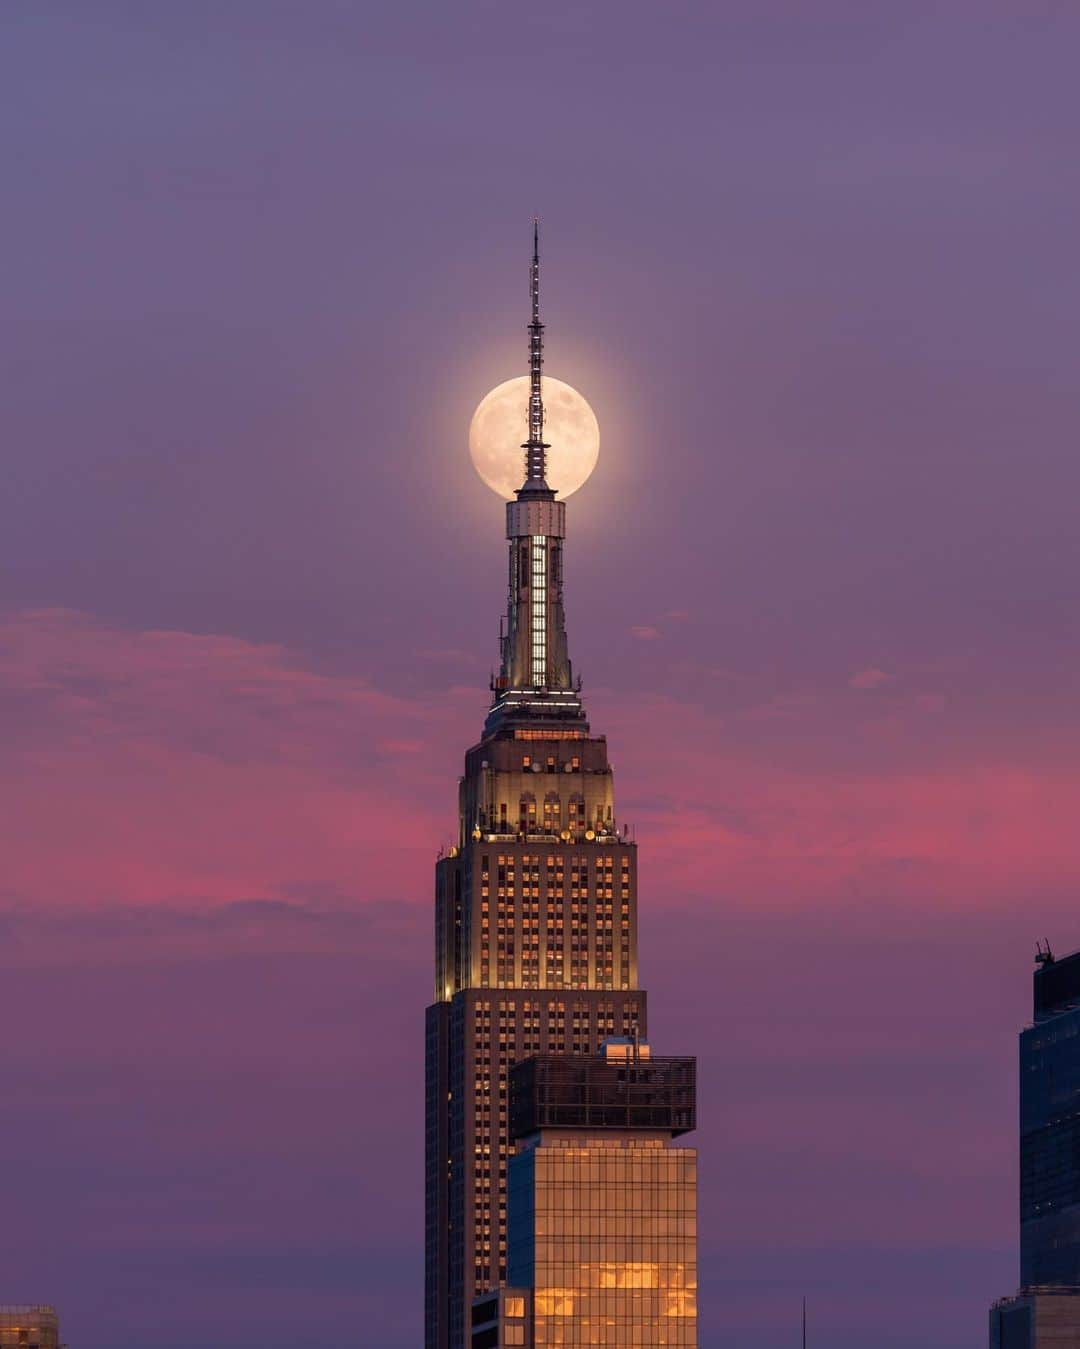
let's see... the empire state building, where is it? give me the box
[425,229,697,1349]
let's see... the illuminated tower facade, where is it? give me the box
[425,230,649,1349]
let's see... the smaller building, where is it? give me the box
[989,1288,1080,1348]
[0,1306,61,1349]
[474,1041,697,1348]
[471,1289,532,1348]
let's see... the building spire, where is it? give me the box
[522,218,550,491]
[488,223,579,720]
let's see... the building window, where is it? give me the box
[530,535,546,686]
[504,1297,525,1319]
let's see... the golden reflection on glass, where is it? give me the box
[514,1141,698,1347]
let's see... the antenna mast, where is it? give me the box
[522,219,550,489]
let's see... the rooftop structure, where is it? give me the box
[509,1047,696,1141]
[1034,945,1080,1021]
[990,1287,1080,1348]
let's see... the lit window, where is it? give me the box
[530,535,547,686]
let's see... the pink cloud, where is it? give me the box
[2,610,1077,932]
[0,609,469,912]
[603,689,1080,913]
[1,611,1073,1349]
[628,625,660,640]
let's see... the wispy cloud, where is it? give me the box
[849,667,892,689]
[2,609,1077,928]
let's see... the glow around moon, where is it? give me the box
[469,376,600,500]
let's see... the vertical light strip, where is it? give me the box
[530,535,547,686]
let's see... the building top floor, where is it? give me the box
[510,1048,696,1141]
[1035,948,1080,1023]
[464,726,611,782]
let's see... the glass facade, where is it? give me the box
[510,1054,695,1140]
[508,1137,698,1347]
[987,949,1080,1342]
[1020,951,1080,1288]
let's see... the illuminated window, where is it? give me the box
[514,728,585,740]
[530,535,546,686]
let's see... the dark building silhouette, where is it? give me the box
[1022,947,1080,1286]
[425,231,683,1348]
[989,946,1080,1347]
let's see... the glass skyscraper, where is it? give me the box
[988,946,1080,1347]
[1021,946,1080,1287]
[424,231,691,1349]
[506,1138,697,1347]
[497,1045,698,1348]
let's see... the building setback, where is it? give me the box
[424,230,694,1349]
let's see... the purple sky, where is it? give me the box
[3,4,1080,1346]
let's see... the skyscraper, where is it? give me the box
[424,231,652,1349]
[988,945,1080,1347]
[1021,945,1080,1287]
[497,1042,698,1347]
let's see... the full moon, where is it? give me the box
[469,376,600,500]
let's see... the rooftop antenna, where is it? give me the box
[520,219,550,491]
[803,1296,807,1349]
